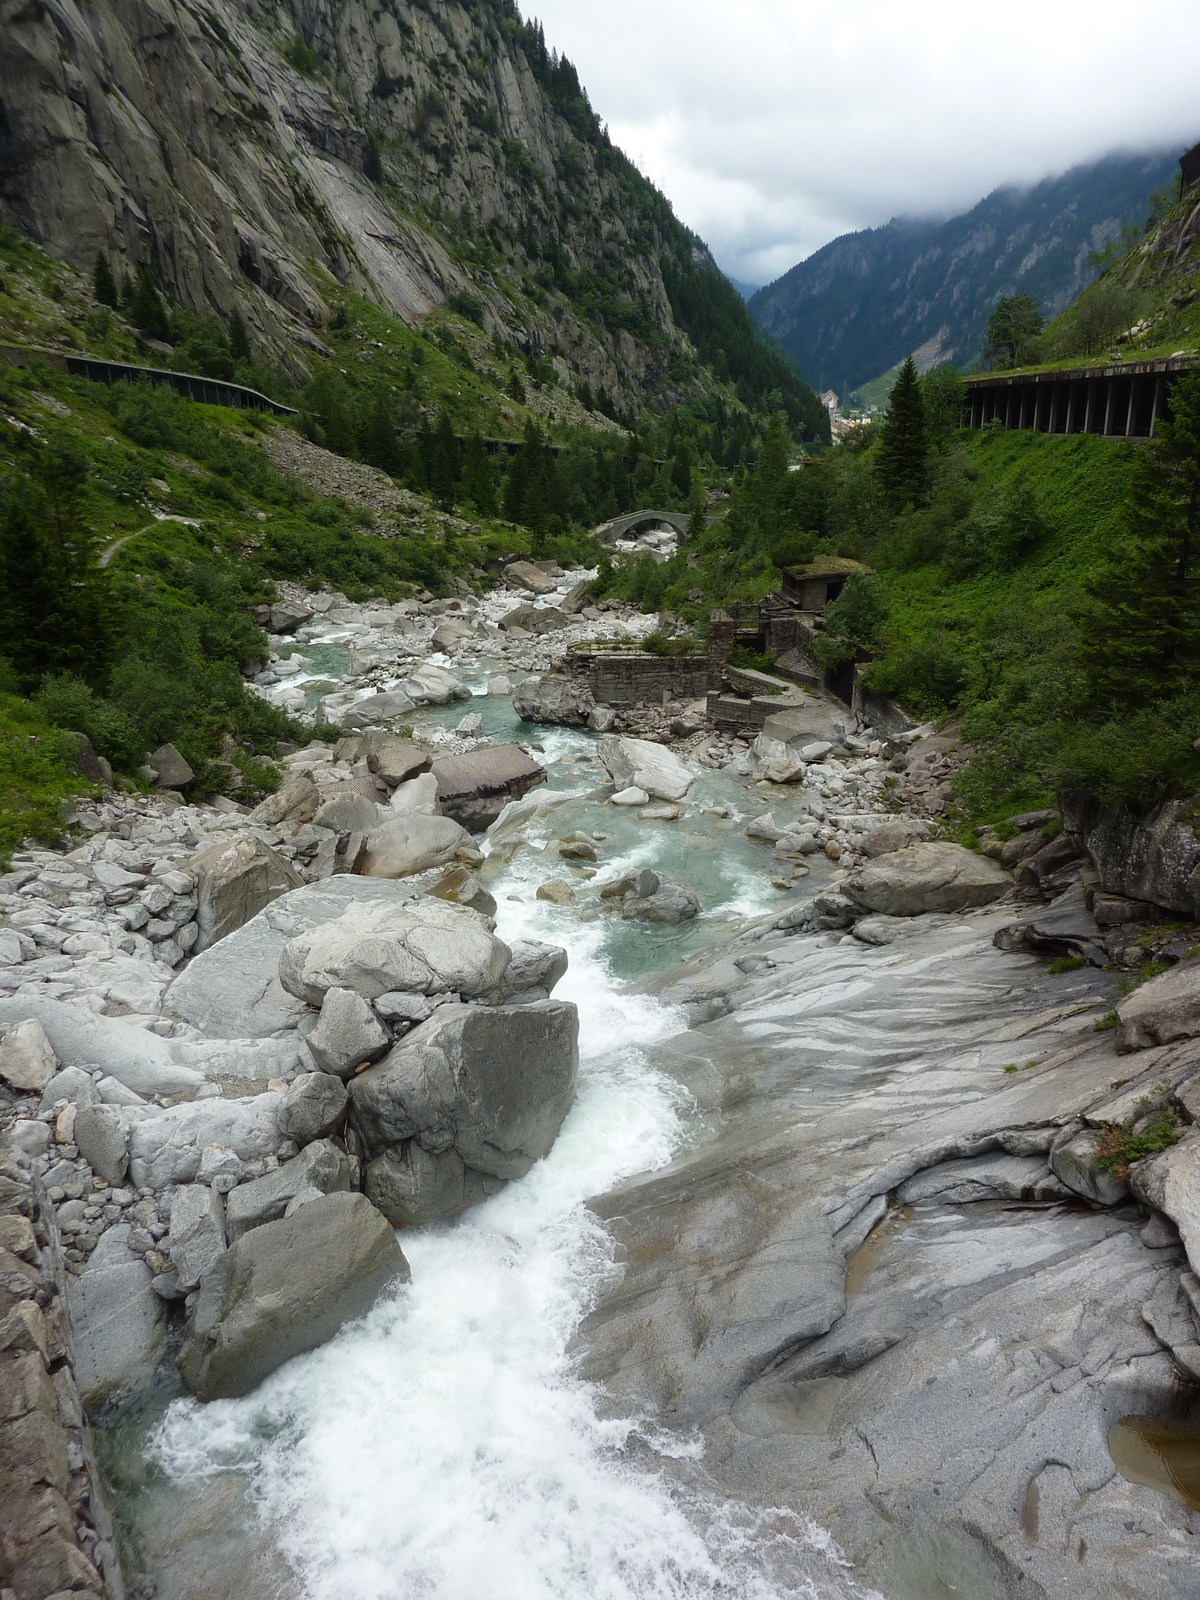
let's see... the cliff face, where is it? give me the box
[0,0,702,398]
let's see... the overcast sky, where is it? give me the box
[530,0,1200,288]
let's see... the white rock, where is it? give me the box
[0,1018,58,1091]
[403,664,472,706]
[597,737,695,802]
[611,787,650,807]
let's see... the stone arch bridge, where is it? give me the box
[594,509,690,545]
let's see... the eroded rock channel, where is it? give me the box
[4,580,1200,1599]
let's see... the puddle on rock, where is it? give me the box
[844,1204,912,1300]
[1108,1414,1200,1510]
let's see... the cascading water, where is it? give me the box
[106,639,879,1599]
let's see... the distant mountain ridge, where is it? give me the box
[748,150,1180,397]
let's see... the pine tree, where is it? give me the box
[229,308,251,363]
[92,252,119,310]
[462,431,497,517]
[431,412,458,511]
[876,356,929,507]
[671,444,692,501]
[360,391,398,475]
[129,266,169,342]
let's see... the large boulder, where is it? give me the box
[224,1139,353,1240]
[189,835,304,954]
[1116,961,1200,1052]
[352,1000,579,1226]
[387,771,440,817]
[315,688,417,729]
[168,1185,227,1291]
[600,869,700,924]
[430,744,546,831]
[68,1259,167,1411]
[1130,1132,1200,1276]
[499,604,564,636]
[512,676,594,728]
[307,986,391,1078]
[860,817,933,858]
[841,842,1010,917]
[402,664,471,706]
[361,732,432,788]
[504,559,556,594]
[146,743,194,789]
[277,1073,349,1146]
[73,1105,129,1185]
[247,770,318,827]
[596,736,695,802]
[360,812,472,878]
[127,1092,284,1190]
[0,1018,58,1092]
[278,898,510,1007]
[177,1192,409,1401]
[488,939,568,1004]
[164,879,425,1039]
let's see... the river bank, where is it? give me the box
[3,574,1200,1600]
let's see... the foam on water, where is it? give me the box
[150,881,870,1599]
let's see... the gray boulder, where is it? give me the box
[1049,1130,1129,1207]
[269,599,313,634]
[362,733,432,788]
[361,812,471,878]
[504,559,556,594]
[313,792,384,835]
[365,1142,487,1228]
[489,939,569,1004]
[1116,961,1200,1052]
[842,842,1010,917]
[73,1104,130,1185]
[316,688,417,729]
[860,817,933,858]
[247,771,318,826]
[277,1072,350,1146]
[69,1260,167,1411]
[512,675,594,728]
[189,835,304,953]
[278,898,510,1007]
[1130,1131,1200,1276]
[147,743,194,789]
[177,1192,410,1401]
[164,878,423,1039]
[353,1000,579,1225]
[307,987,391,1078]
[0,998,203,1098]
[168,1185,227,1291]
[499,604,564,636]
[224,1140,353,1239]
[599,869,700,924]
[403,664,471,706]
[128,1092,283,1190]
[0,1018,58,1092]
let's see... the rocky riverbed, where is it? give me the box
[4,576,1200,1600]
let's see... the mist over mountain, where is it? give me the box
[747,150,1180,397]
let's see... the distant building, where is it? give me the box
[1182,140,1200,193]
[819,388,839,415]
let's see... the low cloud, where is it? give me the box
[533,0,1200,286]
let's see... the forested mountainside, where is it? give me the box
[0,0,823,434]
[748,150,1179,396]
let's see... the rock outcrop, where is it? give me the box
[1116,960,1200,1051]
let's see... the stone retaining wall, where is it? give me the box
[558,651,712,707]
[0,1155,124,1600]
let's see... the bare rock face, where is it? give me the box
[1069,794,1200,919]
[1116,961,1200,1052]
[842,842,1010,917]
[189,835,304,953]
[177,1193,409,1402]
[352,1000,579,1226]
[278,898,511,1007]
